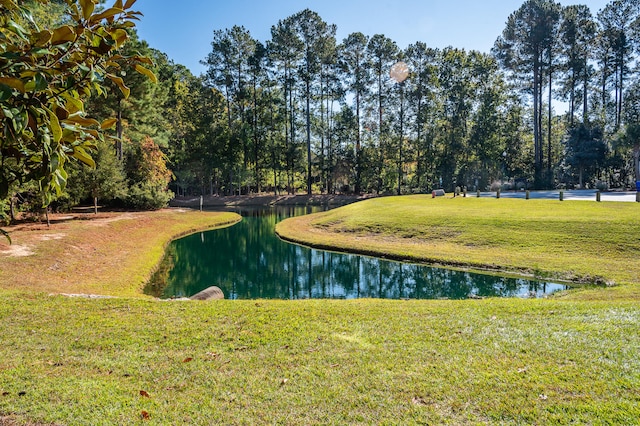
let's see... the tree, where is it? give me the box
[468,55,509,189]
[289,9,336,195]
[565,124,608,188]
[339,32,369,194]
[268,17,303,194]
[1,0,152,240]
[596,0,639,130]
[620,80,640,186]
[203,25,257,193]
[86,33,165,162]
[125,136,173,209]
[367,34,398,193]
[493,0,562,188]
[65,137,126,213]
[404,42,439,192]
[436,48,476,190]
[559,5,597,127]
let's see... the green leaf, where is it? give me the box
[90,7,124,24]
[65,113,100,127]
[0,77,25,93]
[45,107,63,143]
[134,64,157,84]
[7,20,28,40]
[100,118,118,129]
[61,93,85,114]
[50,26,77,45]
[52,168,68,196]
[34,73,48,92]
[72,146,96,168]
[33,30,52,47]
[0,229,11,245]
[0,84,13,101]
[106,74,130,98]
[79,0,95,21]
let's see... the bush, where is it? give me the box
[490,181,502,191]
[0,198,10,225]
[595,180,609,192]
[125,182,174,210]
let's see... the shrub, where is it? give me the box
[126,182,174,210]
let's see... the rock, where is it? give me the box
[189,286,224,301]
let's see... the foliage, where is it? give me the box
[0,0,154,243]
[0,0,152,203]
[124,136,173,209]
[64,136,127,208]
[6,1,638,214]
[187,3,640,196]
[493,0,562,188]
[564,124,608,188]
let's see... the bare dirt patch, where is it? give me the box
[38,233,66,241]
[0,415,59,426]
[0,244,34,257]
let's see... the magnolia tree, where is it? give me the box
[0,0,155,241]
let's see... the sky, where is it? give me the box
[133,0,612,76]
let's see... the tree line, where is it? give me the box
[189,0,640,196]
[2,0,640,227]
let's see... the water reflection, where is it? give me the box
[146,207,567,300]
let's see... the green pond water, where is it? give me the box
[146,206,567,300]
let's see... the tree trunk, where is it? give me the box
[583,59,589,125]
[533,56,542,187]
[548,66,553,179]
[377,69,384,194]
[634,145,640,184]
[9,195,15,223]
[306,78,312,195]
[579,166,584,189]
[570,69,575,128]
[397,82,404,196]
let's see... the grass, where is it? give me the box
[0,199,639,424]
[276,195,640,300]
[1,295,639,425]
[0,209,240,297]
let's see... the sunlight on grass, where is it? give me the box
[276,196,640,298]
[0,295,638,425]
[1,199,639,424]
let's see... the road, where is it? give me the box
[474,189,639,203]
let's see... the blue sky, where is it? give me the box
[133,0,611,76]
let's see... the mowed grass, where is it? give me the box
[1,295,639,425]
[1,200,639,424]
[276,195,640,300]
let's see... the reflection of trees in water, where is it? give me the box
[148,207,566,300]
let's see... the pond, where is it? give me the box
[145,206,568,300]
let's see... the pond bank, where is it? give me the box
[169,193,373,208]
[275,195,640,301]
[0,209,241,297]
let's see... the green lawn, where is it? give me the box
[276,195,640,300]
[1,294,639,425]
[1,198,639,425]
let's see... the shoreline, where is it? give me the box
[169,193,374,208]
